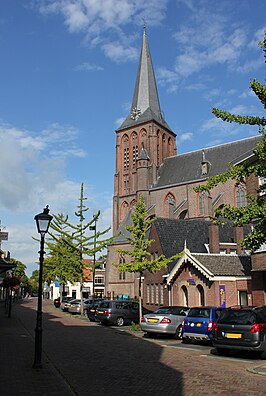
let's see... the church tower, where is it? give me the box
[113,28,176,232]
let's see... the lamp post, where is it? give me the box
[33,205,53,369]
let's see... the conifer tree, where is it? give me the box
[196,31,266,252]
[50,183,116,313]
[114,195,183,322]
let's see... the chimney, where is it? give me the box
[208,224,220,253]
[234,226,244,254]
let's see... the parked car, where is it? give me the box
[181,306,225,343]
[68,298,92,314]
[140,306,189,339]
[84,299,103,321]
[61,298,79,312]
[213,306,266,356]
[95,299,151,326]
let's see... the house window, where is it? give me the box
[181,285,188,307]
[147,285,150,304]
[235,184,247,208]
[155,284,159,304]
[119,272,126,280]
[197,285,205,306]
[150,284,154,304]
[239,290,248,307]
[160,284,164,305]
[95,276,104,285]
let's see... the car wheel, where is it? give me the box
[174,325,182,340]
[116,317,125,326]
[89,318,95,322]
[182,337,191,344]
[216,347,230,356]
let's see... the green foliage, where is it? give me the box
[29,269,39,292]
[129,322,141,331]
[114,195,183,290]
[195,32,266,252]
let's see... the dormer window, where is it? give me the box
[201,162,208,175]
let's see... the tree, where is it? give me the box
[11,258,30,295]
[113,195,183,322]
[29,269,39,293]
[45,213,82,300]
[195,31,266,252]
[50,183,116,313]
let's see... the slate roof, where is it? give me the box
[117,29,174,134]
[153,217,246,257]
[191,253,251,277]
[112,209,133,244]
[152,135,262,189]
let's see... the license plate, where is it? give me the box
[148,318,158,323]
[226,333,242,339]
[98,311,104,314]
[90,309,95,312]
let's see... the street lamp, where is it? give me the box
[33,205,53,369]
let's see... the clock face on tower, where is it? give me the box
[130,107,141,120]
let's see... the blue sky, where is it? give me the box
[0,0,265,276]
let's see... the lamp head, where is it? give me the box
[34,205,53,235]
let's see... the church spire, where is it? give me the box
[117,28,173,133]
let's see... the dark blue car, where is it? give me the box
[181,306,225,343]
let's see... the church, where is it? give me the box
[105,29,265,309]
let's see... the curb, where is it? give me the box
[247,365,266,376]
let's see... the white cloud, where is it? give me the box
[179,132,193,142]
[36,0,168,62]
[74,62,104,71]
[102,42,138,63]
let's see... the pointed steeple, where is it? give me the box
[117,29,173,133]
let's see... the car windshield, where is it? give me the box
[218,309,257,325]
[187,308,210,318]
[153,307,187,315]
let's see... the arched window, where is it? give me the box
[181,285,188,307]
[168,137,173,157]
[235,184,247,208]
[164,193,176,218]
[122,134,129,171]
[120,201,129,221]
[130,199,136,208]
[162,133,166,159]
[179,210,188,219]
[197,285,205,306]
[131,132,138,169]
[197,192,205,216]
[157,130,161,166]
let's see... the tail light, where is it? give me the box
[208,320,214,330]
[104,310,112,315]
[213,322,218,331]
[160,317,171,324]
[181,320,185,328]
[140,316,145,323]
[250,323,266,333]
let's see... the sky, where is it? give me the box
[0,0,265,276]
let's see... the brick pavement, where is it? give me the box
[0,298,266,396]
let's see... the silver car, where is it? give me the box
[140,306,189,339]
[68,299,92,314]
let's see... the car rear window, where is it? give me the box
[99,301,111,309]
[218,309,257,325]
[187,308,210,318]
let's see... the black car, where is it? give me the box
[84,299,103,321]
[95,299,152,326]
[213,306,266,356]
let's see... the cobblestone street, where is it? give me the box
[1,299,265,396]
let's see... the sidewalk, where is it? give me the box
[0,300,76,396]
